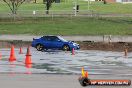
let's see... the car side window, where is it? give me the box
[45,36,51,41]
[42,36,49,41]
[43,36,59,41]
[50,36,59,41]
[42,36,45,40]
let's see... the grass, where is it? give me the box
[0,17,132,35]
[0,1,132,35]
[1,1,132,14]
[91,2,132,14]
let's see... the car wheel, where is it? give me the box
[62,45,70,51]
[36,44,44,51]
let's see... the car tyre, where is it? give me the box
[36,44,44,51]
[62,45,70,51]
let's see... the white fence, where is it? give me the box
[0,10,99,18]
[0,10,132,18]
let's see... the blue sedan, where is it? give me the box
[31,35,80,51]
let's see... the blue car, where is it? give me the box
[31,35,80,51]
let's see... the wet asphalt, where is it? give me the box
[0,47,132,88]
[0,47,132,75]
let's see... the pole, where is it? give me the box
[74,1,77,16]
[88,0,90,11]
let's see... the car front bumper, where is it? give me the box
[70,44,80,50]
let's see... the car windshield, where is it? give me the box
[58,36,68,42]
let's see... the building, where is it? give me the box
[116,0,132,3]
[84,0,132,3]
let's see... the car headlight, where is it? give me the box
[73,43,76,46]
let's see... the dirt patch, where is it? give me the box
[0,40,31,48]
[0,40,132,52]
[78,41,132,52]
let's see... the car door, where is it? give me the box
[49,36,63,49]
[42,36,53,49]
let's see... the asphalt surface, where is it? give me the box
[0,74,131,88]
[0,35,131,88]
[1,48,132,75]
[0,47,131,88]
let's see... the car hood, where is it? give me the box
[68,41,74,43]
[68,41,79,45]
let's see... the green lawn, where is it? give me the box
[1,1,132,14]
[0,1,132,35]
[0,17,132,35]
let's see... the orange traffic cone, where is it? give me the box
[0,52,2,60]
[25,46,32,64]
[85,71,89,78]
[81,67,85,77]
[9,45,16,62]
[81,67,89,78]
[72,48,75,55]
[19,47,23,54]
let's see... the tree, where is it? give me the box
[103,0,107,4]
[3,0,25,14]
[34,0,36,3]
[45,0,55,14]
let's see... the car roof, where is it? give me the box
[43,35,59,37]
